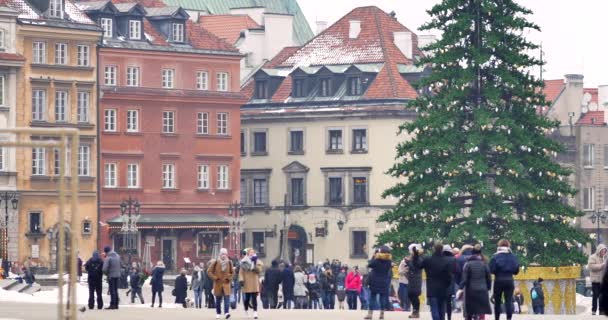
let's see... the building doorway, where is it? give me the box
[50,223,71,272]
[161,237,176,271]
[288,225,307,266]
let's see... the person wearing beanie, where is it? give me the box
[264,260,282,309]
[364,246,393,320]
[531,278,545,314]
[102,246,121,309]
[208,248,234,319]
[84,251,104,310]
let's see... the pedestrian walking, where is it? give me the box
[280,262,295,309]
[406,244,423,319]
[102,246,120,310]
[345,266,362,310]
[129,267,145,304]
[208,248,234,319]
[307,273,322,309]
[174,268,188,308]
[293,265,308,309]
[336,266,347,310]
[320,268,336,309]
[442,245,458,320]
[459,244,492,320]
[239,248,263,319]
[588,244,607,315]
[398,256,410,311]
[77,253,83,283]
[203,261,216,308]
[84,251,104,310]
[364,245,393,320]
[264,260,282,309]
[191,265,204,308]
[489,239,520,320]
[360,271,370,310]
[150,261,165,308]
[414,242,453,320]
[531,278,545,314]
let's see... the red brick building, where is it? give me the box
[79,0,245,271]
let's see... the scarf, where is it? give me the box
[220,257,228,272]
[496,246,511,254]
[240,256,254,271]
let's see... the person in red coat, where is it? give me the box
[345,266,362,310]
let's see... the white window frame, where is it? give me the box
[32,147,46,176]
[48,0,63,18]
[129,20,141,40]
[217,112,228,135]
[104,163,117,188]
[172,23,184,42]
[197,112,208,134]
[126,109,139,133]
[162,69,175,89]
[162,111,175,134]
[126,66,139,87]
[196,71,208,90]
[217,165,229,190]
[197,164,209,189]
[583,187,595,211]
[104,65,117,86]
[32,89,46,121]
[33,41,46,64]
[54,42,68,65]
[217,72,229,92]
[101,18,113,38]
[77,44,90,67]
[127,163,139,188]
[162,163,176,189]
[77,91,90,123]
[104,109,117,132]
[584,144,595,168]
[78,145,90,177]
[54,90,68,122]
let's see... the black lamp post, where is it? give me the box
[590,208,607,245]
[228,201,244,255]
[120,197,140,265]
[0,192,18,261]
[337,220,345,231]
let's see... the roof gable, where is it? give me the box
[145,6,188,19]
[115,2,146,15]
[198,14,261,44]
[282,161,309,173]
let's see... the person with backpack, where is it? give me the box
[85,251,104,310]
[531,278,545,314]
[208,248,234,319]
[489,239,520,320]
[150,261,165,308]
[239,248,263,319]
[129,267,145,304]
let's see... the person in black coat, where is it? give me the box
[174,269,188,308]
[264,260,282,309]
[415,242,454,320]
[406,244,423,318]
[84,251,104,310]
[460,245,492,320]
[202,261,215,308]
[280,262,295,309]
[531,278,545,314]
[442,245,459,320]
[489,239,520,320]
[129,267,144,304]
[364,245,393,320]
[150,261,165,308]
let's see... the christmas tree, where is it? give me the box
[379,0,589,266]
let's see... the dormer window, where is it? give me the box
[255,80,268,99]
[101,18,113,38]
[172,23,184,42]
[320,78,332,97]
[347,76,362,96]
[292,78,306,98]
[129,20,141,40]
[49,0,63,18]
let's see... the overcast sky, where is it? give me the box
[299,0,606,87]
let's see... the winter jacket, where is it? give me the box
[129,271,142,289]
[455,249,473,285]
[531,281,545,307]
[335,271,347,291]
[416,252,453,298]
[191,270,204,291]
[345,271,362,293]
[238,256,263,293]
[320,271,336,293]
[307,280,321,300]
[84,252,104,284]
[460,255,492,315]
[174,274,188,304]
[368,253,393,294]
[489,247,520,281]
[281,267,295,300]
[207,258,234,296]
[294,271,308,297]
[406,256,423,295]
[102,251,121,278]
[23,269,35,285]
[398,259,409,284]
[264,266,282,291]
[202,268,213,291]
[588,244,607,283]
[151,266,165,292]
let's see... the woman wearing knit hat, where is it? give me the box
[208,248,234,319]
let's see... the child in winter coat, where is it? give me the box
[531,278,545,314]
[129,267,145,304]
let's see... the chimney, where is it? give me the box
[393,31,413,59]
[564,74,584,87]
[316,20,328,35]
[349,20,361,39]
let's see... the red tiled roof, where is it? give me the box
[542,79,565,105]
[0,52,26,61]
[266,46,301,68]
[577,111,605,126]
[199,14,261,44]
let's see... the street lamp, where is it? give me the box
[120,197,141,265]
[337,220,345,231]
[589,208,607,245]
[228,201,245,255]
[0,191,18,261]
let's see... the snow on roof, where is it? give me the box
[65,0,96,24]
